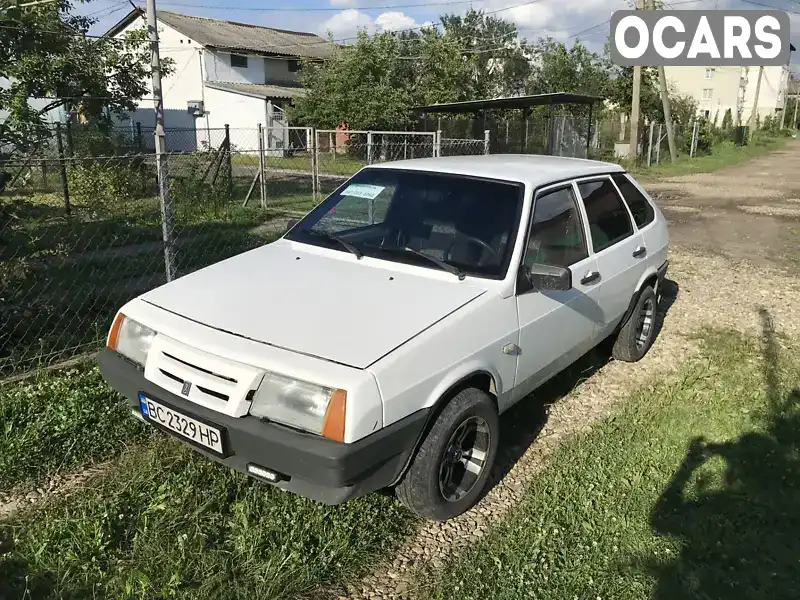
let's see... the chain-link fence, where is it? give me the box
[0,123,493,377]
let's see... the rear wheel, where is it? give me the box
[611,285,657,362]
[395,387,499,521]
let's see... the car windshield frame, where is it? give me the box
[284,167,526,280]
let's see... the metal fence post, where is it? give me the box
[484,129,490,155]
[40,159,48,190]
[367,131,373,165]
[647,122,654,167]
[307,127,317,202]
[313,128,320,202]
[224,124,232,199]
[136,122,143,150]
[435,130,442,157]
[257,123,266,208]
[65,120,74,158]
[656,124,662,165]
[55,122,71,215]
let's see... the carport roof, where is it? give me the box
[412,92,604,114]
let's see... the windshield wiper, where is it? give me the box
[301,229,363,259]
[368,244,465,280]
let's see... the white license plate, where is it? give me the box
[138,394,224,454]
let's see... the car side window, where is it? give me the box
[578,178,634,253]
[612,173,655,229]
[524,186,588,269]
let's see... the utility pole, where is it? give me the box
[748,65,764,141]
[649,0,677,161]
[628,0,645,159]
[628,0,644,160]
[146,0,176,281]
[780,68,789,129]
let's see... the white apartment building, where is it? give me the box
[665,63,793,126]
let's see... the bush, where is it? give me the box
[67,160,155,208]
[167,148,232,215]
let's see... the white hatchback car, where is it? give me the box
[99,155,668,521]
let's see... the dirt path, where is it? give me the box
[342,144,800,600]
[646,140,800,271]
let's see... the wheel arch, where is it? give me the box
[389,368,499,486]
[618,268,660,334]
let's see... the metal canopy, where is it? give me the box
[412,92,604,114]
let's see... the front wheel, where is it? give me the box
[395,387,499,521]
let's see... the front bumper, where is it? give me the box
[98,349,427,504]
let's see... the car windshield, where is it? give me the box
[285,168,524,279]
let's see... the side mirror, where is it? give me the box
[519,263,572,293]
[284,218,299,234]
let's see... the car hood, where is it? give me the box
[140,240,486,369]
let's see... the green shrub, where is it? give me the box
[67,161,155,208]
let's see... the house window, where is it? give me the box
[288,59,301,72]
[705,68,715,80]
[702,88,713,100]
[231,53,248,68]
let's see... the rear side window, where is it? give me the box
[612,173,655,229]
[525,186,588,268]
[578,178,633,253]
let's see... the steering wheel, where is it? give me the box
[446,233,500,265]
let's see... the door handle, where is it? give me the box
[632,245,647,258]
[580,270,600,285]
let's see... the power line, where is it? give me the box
[737,0,800,13]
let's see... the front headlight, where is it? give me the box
[108,313,156,367]
[250,371,347,441]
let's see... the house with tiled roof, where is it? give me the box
[105,8,336,152]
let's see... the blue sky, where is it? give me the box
[82,0,799,69]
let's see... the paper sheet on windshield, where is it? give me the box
[341,183,385,199]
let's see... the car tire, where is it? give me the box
[611,285,658,362]
[395,387,499,521]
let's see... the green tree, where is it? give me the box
[721,107,733,130]
[292,9,532,129]
[0,1,167,152]
[291,30,417,129]
[527,38,611,99]
[439,9,531,98]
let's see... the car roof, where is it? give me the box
[367,154,625,187]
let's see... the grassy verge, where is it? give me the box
[0,364,150,492]
[417,325,800,600]
[0,435,415,599]
[631,135,790,180]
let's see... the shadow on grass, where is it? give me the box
[649,307,800,600]
[485,277,680,495]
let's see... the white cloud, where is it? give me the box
[320,9,376,38]
[319,9,429,38]
[375,11,421,31]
